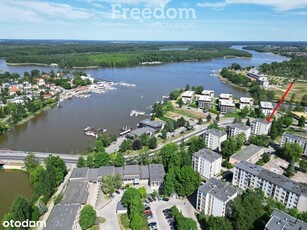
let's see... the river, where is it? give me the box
[0,46,288,153]
[0,170,33,226]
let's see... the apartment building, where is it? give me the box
[229,144,265,165]
[181,91,195,104]
[260,101,274,117]
[196,178,237,217]
[280,133,307,156]
[198,95,212,109]
[233,161,307,211]
[250,119,272,135]
[201,90,214,98]
[202,129,227,152]
[219,93,233,101]
[219,99,235,114]
[228,123,251,141]
[192,148,222,179]
[239,97,254,109]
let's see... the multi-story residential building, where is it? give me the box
[219,93,233,101]
[192,148,222,179]
[250,119,272,135]
[202,129,227,152]
[233,161,307,211]
[239,97,254,109]
[258,77,269,88]
[181,91,195,104]
[265,209,307,230]
[228,123,251,141]
[260,101,274,117]
[196,178,237,217]
[280,133,307,156]
[201,90,214,98]
[219,99,235,114]
[229,144,265,165]
[198,95,212,109]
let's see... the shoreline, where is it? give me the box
[6,62,50,67]
[217,73,249,91]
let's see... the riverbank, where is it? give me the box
[217,73,249,92]
[6,62,50,67]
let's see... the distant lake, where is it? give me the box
[0,46,289,153]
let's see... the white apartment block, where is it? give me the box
[250,119,272,135]
[198,95,212,109]
[192,148,222,179]
[219,100,235,114]
[196,178,237,217]
[239,97,254,109]
[181,91,195,104]
[202,129,227,152]
[202,90,215,98]
[219,93,233,101]
[260,101,274,117]
[258,77,269,88]
[233,161,307,212]
[228,123,251,141]
[280,133,307,156]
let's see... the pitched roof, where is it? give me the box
[149,164,165,182]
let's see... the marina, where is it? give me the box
[84,127,107,139]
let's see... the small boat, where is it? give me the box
[84,127,91,132]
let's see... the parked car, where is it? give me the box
[163,197,170,201]
[115,190,120,194]
[148,222,157,227]
[145,206,151,211]
[151,196,157,201]
[145,210,152,215]
[148,197,153,202]
[145,199,150,204]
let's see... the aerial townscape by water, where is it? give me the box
[0,1,307,230]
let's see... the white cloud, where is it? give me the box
[197,0,307,11]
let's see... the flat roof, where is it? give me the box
[198,95,212,102]
[252,118,270,125]
[230,144,264,161]
[127,127,155,138]
[219,93,232,98]
[193,148,222,163]
[46,204,80,230]
[204,128,227,138]
[265,209,307,230]
[229,123,250,131]
[61,180,88,204]
[149,164,165,182]
[139,119,166,128]
[236,161,307,196]
[240,97,254,103]
[202,90,214,95]
[220,99,235,107]
[260,101,274,109]
[182,91,195,97]
[198,178,237,202]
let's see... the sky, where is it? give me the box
[0,0,307,41]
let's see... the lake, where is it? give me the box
[0,46,288,153]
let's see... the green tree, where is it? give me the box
[77,156,86,168]
[101,174,122,196]
[299,160,307,173]
[262,152,271,163]
[148,136,157,149]
[94,151,110,168]
[282,142,303,162]
[114,152,125,167]
[45,155,67,186]
[138,187,147,199]
[119,139,133,152]
[132,139,143,150]
[87,154,94,168]
[283,116,293,127]
[249,135,271,147]
[298,116,305,127]
[205,216,233,230]
[284,158,295,177]
[177,98,184,108]
[121,188,141,207]
[163,169,176,196]
[79,205,96,230]
[29,166,45,189]
[24,152,40,173]
[160,143,180,171]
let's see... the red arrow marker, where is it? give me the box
[266,82,294,123]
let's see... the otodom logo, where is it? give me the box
[2,220,46,228]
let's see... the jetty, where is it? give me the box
[120,126,131,136]
[84,127,107,139]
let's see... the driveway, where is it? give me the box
[149,198,201,230]
[96,190,123,230]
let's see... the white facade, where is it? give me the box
[228,123,251,141]
[260,101,274,117]
[198,95,212,109]
[202,90,214,98]
[192,149,222,179]
[239,97,254,109]
[181,91,195,104]
[250,119,271,135]
[280,133,307,156]
[219,93,232,101]
[219,99,235,114]
[258,77,269,88]
[233,161,307,211]
[203,129,227,152]
[196,178,237,217]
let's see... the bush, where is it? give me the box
[79,205,97,230]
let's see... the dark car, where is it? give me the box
[148,222,157,227]
[145,207,151,211]
[163,197,170,201]
[151,196,157,201]
[148,197,153,202]
[163,209,170,213]
[115,190,120,194]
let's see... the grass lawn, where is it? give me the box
[272,82,307,104]
[172,108,206,120]
[119,214,131,230]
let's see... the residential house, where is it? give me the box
[219,99,235,114]
[149,164,166,191]
[201,90,214,98]
[138,119,166,131]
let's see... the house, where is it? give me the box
[198,95,212,109]
[247,68,267,80]
[219,93,232,101]
[260,101,274,117]
[138,119,166,131]
[192,148,222,179]
[265,209,307,230]
[196,178,237,217]
[258,77,269,88]
[117,201,128,214]
[229,144,265,165]
[228,123,251,141]
[7,96,25,104]
[219,100,235,114]
[70,167,89,181]
[233,161,307,211]
[37,78,46,86]
[126,127,155,139]
[202,129,227,152]
[46,204,81,230]
[201,90,214,98]
[250,119,272,135]
[81,74,95,83]
[239,97,254,109]
[149,164,166,191]
[181,91,195,104]
[280,133,307,156]
[43,94,52,99]
[8,85,20,95]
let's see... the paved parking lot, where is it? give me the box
[149,198,201,230]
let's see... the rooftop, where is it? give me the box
[182,91,195,97]
[229,123,251,131]
[283,133,307,143]
[149,164,165,182]
[46,204,80,230]
[265,209,307,230]
[252,118,270,125]
[202,90,214,95]
[236,161,307,196]
[240,97,254,103]
[219,93,232,99]
[61,179,88,204]
[138,119,166,129]
[198,178,237,202]
[70,167,89,179]
[198,95,212,102]
[127,127,155,138]
[230,144,264,162]
[260,101,274,109]
[204,129,227,138]
[219,99,235,107]
[193,148,222,163]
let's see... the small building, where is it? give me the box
[258,76,269,88]
[265,209,307,230]
[260,101,274,117]
[181,91,195,104]
[198,95,212,109]
[126,127,155,139]
[196,178,237,217]
[8,85,20,95]
[37,78,46,86]
[121,165,149,185]
[192,148,222,179]
[228,123,251,141]
[239,97,254,109]
[46,204,81,230]
[219,99,235,114]
[219,93,232,101]
[149,164,166,191]
[280,133,307,156]
[202,129,227,152]
[201,90,214,98]
[138,119,166,131]
[117,201,128,214]
[229,144,265,165]
[250,119,272,135]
